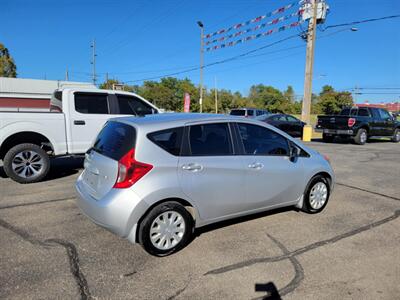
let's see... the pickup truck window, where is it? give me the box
[358,108,370,117]
[340,108,357,116]
[116,95,155,116]
[74,93,109,114]
[378,109,391,120]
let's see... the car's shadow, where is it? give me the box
[195,206,295,237]
[0,156,84,181]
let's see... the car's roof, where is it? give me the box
[113,113,246,128]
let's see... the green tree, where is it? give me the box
[0,43,17,77]
[99,79,122,90]
[316,85,354,114]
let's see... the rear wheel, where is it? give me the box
[354,128,367,145]
[392,128,400,143]
[138,201,194,256]
[302,175,330,214]
[3,143,50,184]
[322,133,335,143]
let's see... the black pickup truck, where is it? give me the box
[316,106,400,145]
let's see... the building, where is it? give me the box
[355,101,400,113]
[0,77,95,111]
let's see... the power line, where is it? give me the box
[122,13,400,84]
[323,14,400,30]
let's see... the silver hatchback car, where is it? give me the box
[76,113,334,256]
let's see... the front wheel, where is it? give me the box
[138,201,194,256]
[301,175,330,214]
[392,128,400,143]
[3,143,50,184]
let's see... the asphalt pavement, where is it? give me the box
[0,139,399,299]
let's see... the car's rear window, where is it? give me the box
[92,121,136,160]
[230,110,246,116]
[148,127,184,156]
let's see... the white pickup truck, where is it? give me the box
[0,88,159,183]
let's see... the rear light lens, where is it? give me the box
[348,118,356,127]
[114,149,153,189]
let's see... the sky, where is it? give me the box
[1,0,400,103]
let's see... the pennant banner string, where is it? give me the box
[204,0,305,39]
[205,10,303,46]
[206,20,303,52]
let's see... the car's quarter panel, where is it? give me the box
[0,112,67,155]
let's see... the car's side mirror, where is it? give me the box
[289,142,301,162]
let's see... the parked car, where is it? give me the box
[76,113,335,256]
[257,114,305,137]
[316,106,400,145]
[0,88,159,183]
[230,107,270,118]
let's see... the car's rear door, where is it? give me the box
[177,122,246,222]
[235,122,304,209]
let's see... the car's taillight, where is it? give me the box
[348,118,356,127]
[114,149,153,189]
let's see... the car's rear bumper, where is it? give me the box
[315,128,354,135]
[75,174,149,244]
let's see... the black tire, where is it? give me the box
[392,128,400,143]
[301,175,330,214]
[3,143,50,184]
[322,133,335,143]
[354,128,367,145]
[138,201,194,256]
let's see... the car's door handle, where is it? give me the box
[74,120,86,125]
[248,162,264,169]
[182,164,203,171]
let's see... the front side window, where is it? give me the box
[116,95,156,116]
[74,93,109,114]
[188,123,233,156]
[287,115,299,122]
[237,123,289,156]
[148,127,183,156]
[378,109,391,120]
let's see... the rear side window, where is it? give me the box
[358,108,370,117]
[237,123,289,156]
[148,127,184,156]
[378,109,391,119]
[75,93,109,114]
[50,91,63,112]
[247,110,254,116]
[92,121,136,160]
[230,109,246,116]
[189,123,233,156]
[116,95,156,116]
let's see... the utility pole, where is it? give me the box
[301,0,318,141]
[197,21,204,113]
[65,67,69,81]
[91,39,97,85]
[214,76,218,114]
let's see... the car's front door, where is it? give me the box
[177,122,246,222]
[236,122,305,209]
[378,109,395,136]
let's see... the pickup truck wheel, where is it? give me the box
[322,133,334,143]
[3,143,50,184]
[392,128,400,143]
[354,129,367,145]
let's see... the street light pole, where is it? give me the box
[197,21,204,113]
